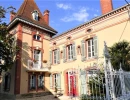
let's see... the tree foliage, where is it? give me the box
[88,70,105,97]
[0,6,17,74]
[108,40,130,71]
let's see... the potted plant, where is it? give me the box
[33,59,37,63]
[54,82,58,98]
[43,60,47,63]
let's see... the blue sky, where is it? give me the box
[0,0,129,35]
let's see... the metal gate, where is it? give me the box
[79,42,130,100]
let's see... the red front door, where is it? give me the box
[69,75,77,96]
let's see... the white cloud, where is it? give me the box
[94,14,98,17]
[61,7,89,22]
[96,10,99,12]
[56,3,71,10]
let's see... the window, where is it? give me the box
[81,36,98,61]
[50,49,60,65]
[3,73,11,92]
[34,50,41,61]
[53,49,57,64]
[30,74,36,90]
[54,74,58,88]
[29,74,44,90]
[63,43,76,62]
[87,38,94,58]
[67,44,73,60]
[33,35,41,41]
[33,50,41,69]
[50,73,61,89]
[32,10,39,21]
[38,75,43,89]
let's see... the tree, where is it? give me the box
[88,70,105,97]
[0,6,17,74]
[108,40,130,71]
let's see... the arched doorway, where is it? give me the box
[64,69,78,96]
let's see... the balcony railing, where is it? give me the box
[27,60,51,72]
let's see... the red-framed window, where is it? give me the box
[63,43,76,63]
[49,49,60,65]
[29,73,44,91]
[81,36,98,61]
[49,73,61,89]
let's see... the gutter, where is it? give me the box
[7,17,57,35]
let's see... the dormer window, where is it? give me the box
[32,10,39,21]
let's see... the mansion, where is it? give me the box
[0,0,130,97]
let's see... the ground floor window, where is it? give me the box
[3,73,11,92]
[30,74,36,89]
[50,73,61,89]
[29,73,44,91]
[38,75,43,89]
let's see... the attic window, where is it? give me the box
[67,36,71,40]
[53,42,56,45]
[32,10,39,21]
[86,28,92,33]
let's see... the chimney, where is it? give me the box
[10,11,16,21]
[43,10,50,25]
[100,0,113,14]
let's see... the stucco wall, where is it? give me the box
[50,10,130,95]
[20,25,51,94]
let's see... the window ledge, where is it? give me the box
[33,39,42,42]
[86,58,96,62]
[66,59,75,63]
[52,63,59,66]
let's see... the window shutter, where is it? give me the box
[57,49,60,64]
[93,36,98,58]
[80,70,87,95]
[3,75,5,91]
[57,73,61,89]
[30,75,32,89]
[81,40,86,61]
[7,74,11,91]
[63,46,67,63]
[72,43,76,60]
[50,74,52,88]
[49,51,52,65]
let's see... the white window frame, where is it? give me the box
[33,35,41,41]
[54,74,58,88]
[30,75,36,89]
[87,38,94,58]
[67,44,73,60]
[33,50,41,69]
[38,75,43,88]
[32,10,39,21]
[53,49,57,64]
